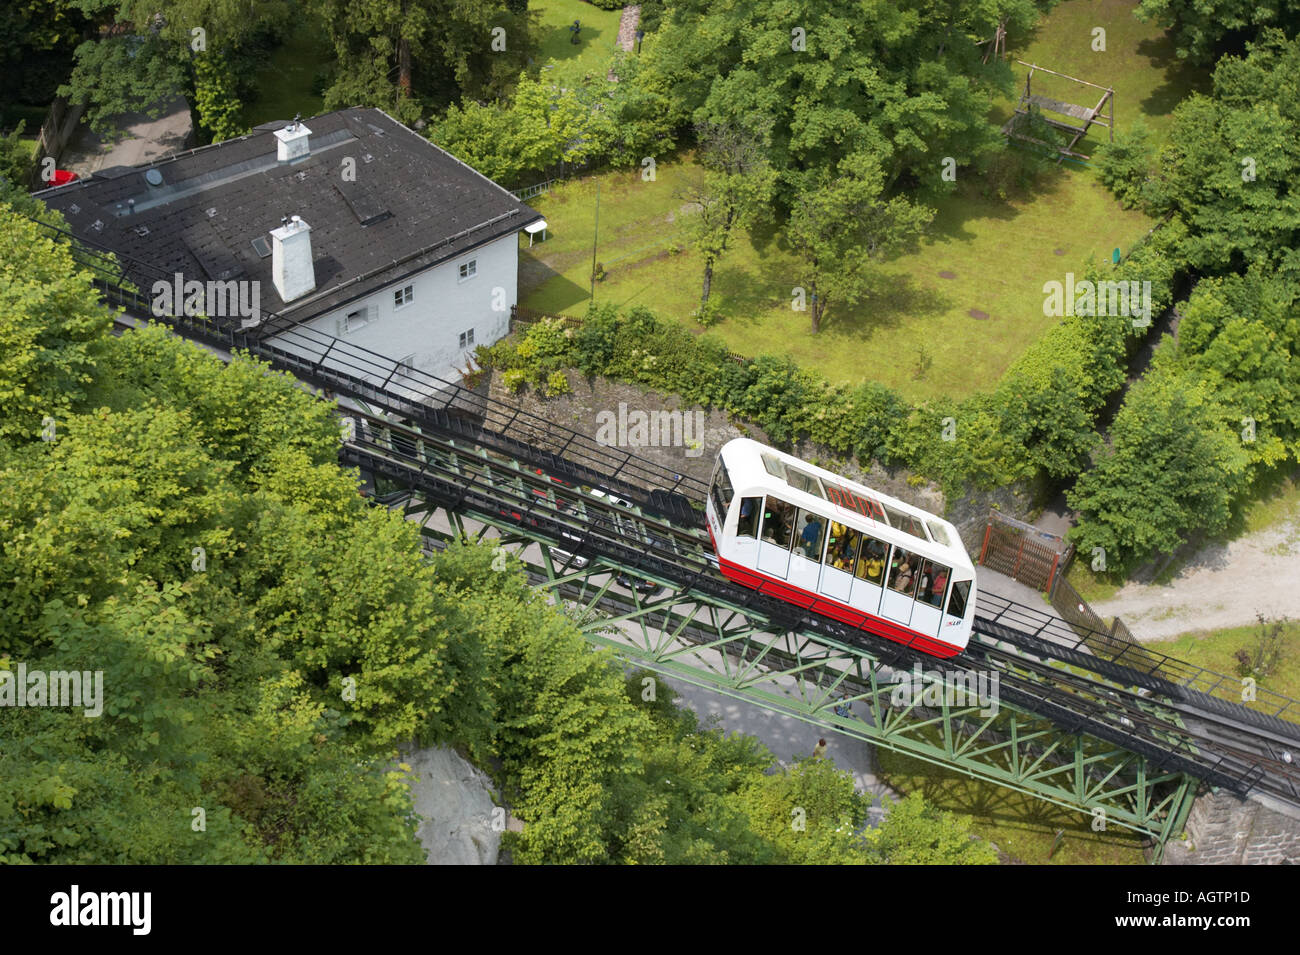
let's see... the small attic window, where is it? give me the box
[250,236,272,258]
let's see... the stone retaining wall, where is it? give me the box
[1159,789,1300,865]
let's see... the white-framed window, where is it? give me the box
[396,354,417,377]
[343,308,371,333]
[393,284,414,309]
[458,328,475,349]
[458,259,477,282]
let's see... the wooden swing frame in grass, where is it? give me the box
[1001,61,1114,163]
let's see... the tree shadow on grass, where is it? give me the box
[1135,37,1212,120]
[880,759,1147,857]
[819,271,954,337]
[924,161,1073,245]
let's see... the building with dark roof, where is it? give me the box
[36,107,545,381]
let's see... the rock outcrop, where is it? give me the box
[403,746,503,865]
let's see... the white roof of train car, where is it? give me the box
[719,438,975,574]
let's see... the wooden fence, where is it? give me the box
[976,508,1149,662]
[977,510,1071,593]
[1049,569,1151,665]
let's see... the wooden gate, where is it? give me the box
[977,511,1071,593]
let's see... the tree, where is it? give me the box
[646,0,1042,204]
[1096,119,1159,211]
[676,120,776,314]
[1234,614,1290,680]
[1177,270,1300,472]
[866,792,998,864]
[1144,31,1300,280]
[0,0,92,107]
[192,49,245,142]
[60,34,189,136]
[1135,0,1300,64]
[309,0,537,121]
[60,0,293,137]
[0,209,114,445]
[740,755,872,864]
[0,123,33,189]
[786,153,932,333]
[1068,367,1251,574]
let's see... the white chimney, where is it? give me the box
[274,121,312,163]
[270,215,316,302]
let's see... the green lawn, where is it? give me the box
[535,0,625,75]
[874,739,1149,864]
[521,155,1154,401]
[1000,0,1210,147]
[240,21,332,129]
[1243,471,1300,534]
[520,0,1205,402]
[1155,620,1300,704]
[1065,559,1124,605]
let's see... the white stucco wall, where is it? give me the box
[276,231,519,385]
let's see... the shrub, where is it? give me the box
[1096,120,1159,212]
[545,370,571,396]
[0,121,33,187]
[503,368,529,393]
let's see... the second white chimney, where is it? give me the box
[270,216,316,302]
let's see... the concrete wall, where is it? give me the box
[290,231,518,382]
[1160,789,1300,865]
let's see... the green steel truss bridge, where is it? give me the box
[37,217,1300,857]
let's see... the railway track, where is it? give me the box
[341,406,1300,806]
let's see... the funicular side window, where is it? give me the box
[886,548,921,597]
[825,522,862,573]
[946,580,972,619]
[710,460,734,518]
[736,497,762,538]
[760,497,796,550]
[856,536,888,583]
[793,507,826,559]
[917,560,950,608]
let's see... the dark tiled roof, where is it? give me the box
[36,107,543,334]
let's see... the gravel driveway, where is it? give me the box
[1093,520,1300,641]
